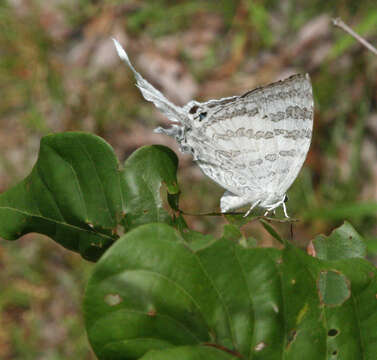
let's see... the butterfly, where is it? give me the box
[113,39,314,217]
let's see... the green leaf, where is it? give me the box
[280,244,377,359]
[0,132,123,261]
[222,224,243,242]
[84,223,377,359]
[0,135,181,261]
[312,221,367,260]
[260,219,285,245]
[121,145,179,231]
[139,345,239,360]
[224,212,259,228]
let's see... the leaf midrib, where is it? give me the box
[0,205,115,241]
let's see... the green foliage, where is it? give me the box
[312,221,367,260]
[0,133,180,261]
[84,221,377,359]
[1,132,376,359]
[121,145,179,231]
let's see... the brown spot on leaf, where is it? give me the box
[286,329,297,349]
[148,309,157,317]
[307,240,316,257]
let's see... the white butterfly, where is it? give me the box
[113,39,313,217]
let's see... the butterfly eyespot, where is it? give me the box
[199,112,207,121]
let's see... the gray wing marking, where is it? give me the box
[185,130,264,200]
[191,74,313,206]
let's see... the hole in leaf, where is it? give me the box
[328,329,338,337]
[271,303,279,313]
[254,342,266,351]
[147,309,157,317]
[318,271,350,306]
[104,294,122,306]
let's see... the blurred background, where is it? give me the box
[0,0,376,358]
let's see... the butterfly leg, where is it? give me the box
[264,204,280,217]
[263,209,276,217]
[282,202,289,218]
[244,200,261,218]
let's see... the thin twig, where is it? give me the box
[179,210,299,223]
[332,17,377,56]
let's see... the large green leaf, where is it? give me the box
[0,132,123,260]
[84,222,377,359]
[0,133,180,261]
[139,345,239,359]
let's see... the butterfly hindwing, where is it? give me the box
[186,74,313,210]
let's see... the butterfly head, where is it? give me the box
[185,101,209,128]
